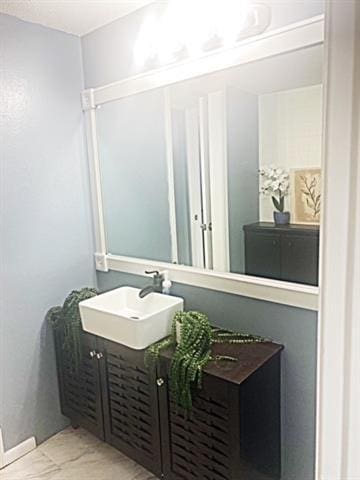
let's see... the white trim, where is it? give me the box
[90,15,324,105]
[207,90,230,272]
[0,429,4,468]
[316,2,360,479]
[94,253,108,272]
[344,62,360,474]
[0,429,36,469]
[105,254,319,311]
[198,96,213,269]
[345,121,360,478]
[83,91,108,271]
[81,89,95,111]
[163,88,179,264]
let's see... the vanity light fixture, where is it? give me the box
[134,0,271,67]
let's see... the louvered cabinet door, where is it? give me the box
[54,328,105,439]
[158,371,233,480]
[98,339,162,477]
[158,355,281,480]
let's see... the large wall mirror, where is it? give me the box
[92,25,323,290]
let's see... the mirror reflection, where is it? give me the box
[97,44,323,286]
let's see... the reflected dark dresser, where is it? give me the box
[243,222,320,285]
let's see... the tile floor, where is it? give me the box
[0,427,157,480]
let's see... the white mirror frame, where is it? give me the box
[82,14,324,311]
[316,2,360,478]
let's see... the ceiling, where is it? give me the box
[0,0,156,36]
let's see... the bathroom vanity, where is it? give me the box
[53,324,283,480]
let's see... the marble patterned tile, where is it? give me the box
[38,427,101,466]
[0,449,59,480]
[0,428,158,480]
[48,442,151,480]
[132,470,159,480]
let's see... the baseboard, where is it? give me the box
[0,428,36,469]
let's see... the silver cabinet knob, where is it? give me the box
[156,378,164,387]
[96,352,103,360]
[89,350,96,358]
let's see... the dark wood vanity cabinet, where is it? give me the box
[53,327,283,480]
[97,338,162,476]
[53,327,105,440]
[53,326,162,476]
[244,222,319,285]
[158,343,283,480]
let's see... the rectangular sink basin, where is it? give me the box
[79,286,183,350]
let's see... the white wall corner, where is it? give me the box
[95,252,109,272]
[0,428,36,470]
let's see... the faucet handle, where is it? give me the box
[145,270,161,277]
[145,270,164,281]
[142,269,171,295]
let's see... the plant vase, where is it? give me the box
[273,211,290,225]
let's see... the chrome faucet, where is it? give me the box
[139,270,164,298]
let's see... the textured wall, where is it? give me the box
[0,14,95,450]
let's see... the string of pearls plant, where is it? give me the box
[46,287,98,373]
[145,311,268,411]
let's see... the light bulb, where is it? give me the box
[133,0,269,66]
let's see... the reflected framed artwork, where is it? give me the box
[291,167,321,225]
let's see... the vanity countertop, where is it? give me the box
[160,340,283,386]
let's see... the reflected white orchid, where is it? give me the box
[259,165,290,212]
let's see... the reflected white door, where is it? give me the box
[199,96,214,270]
[184,93,230,271]
[185,107,204,268]
[207,91,230,272]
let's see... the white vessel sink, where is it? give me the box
[79,286,183,350]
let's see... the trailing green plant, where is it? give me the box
[46,287,97,373]
[145,311,269,411]
[46,306,63,328]
[212,328,268,344]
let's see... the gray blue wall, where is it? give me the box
[81,4,323,479]
[0,14,95,450]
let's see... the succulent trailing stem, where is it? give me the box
[145,311,268,411]
[46,287,97,374]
